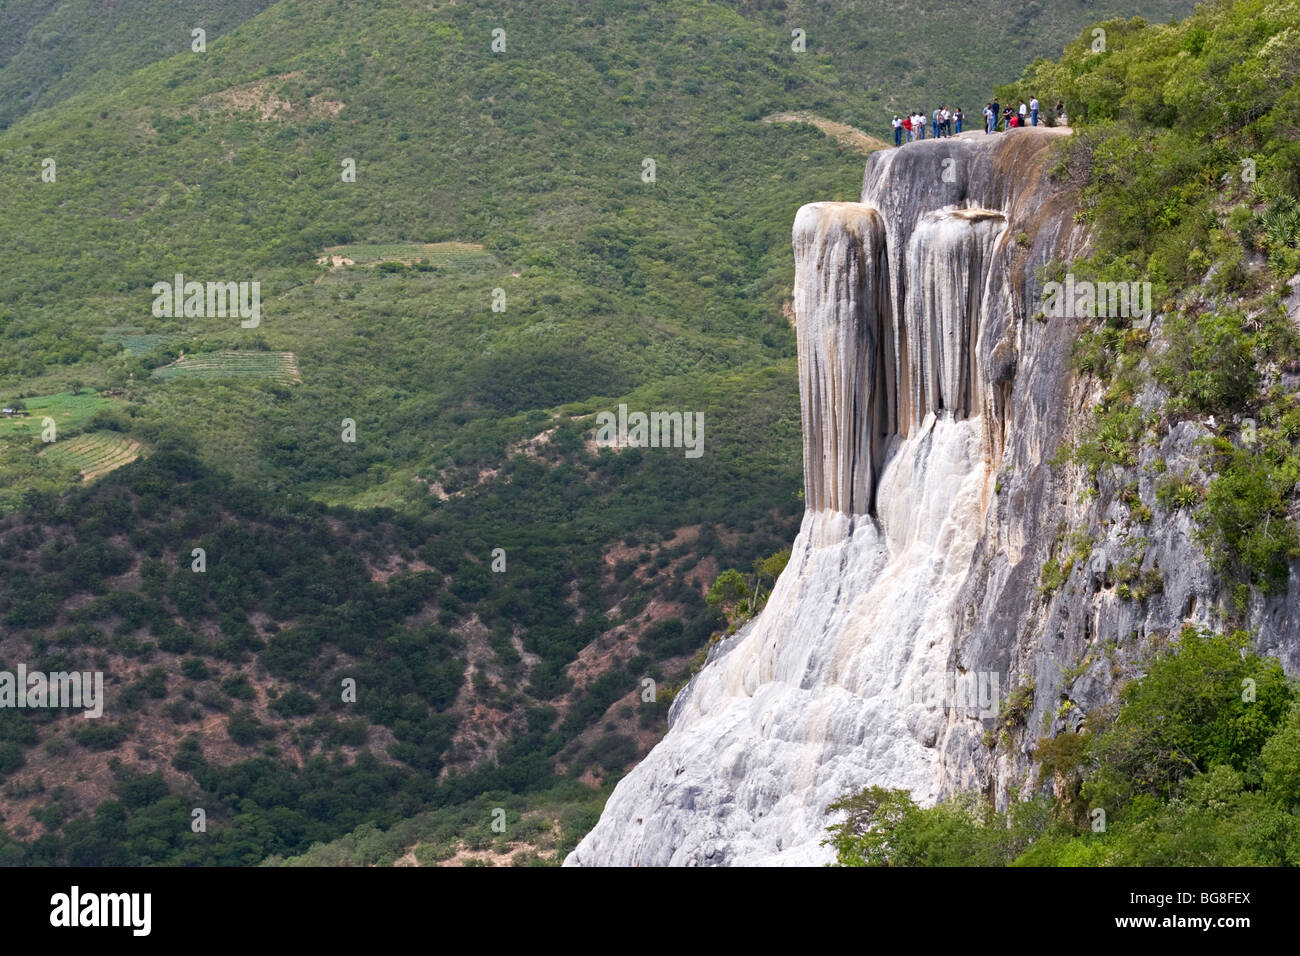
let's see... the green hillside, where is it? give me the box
[0,0,1225,866]
[722,0,1199,136]
[0,0,278,130]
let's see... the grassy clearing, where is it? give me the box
[39,432,148,482]
[0,391,118,438]
[318,242,499,271]
[266,784,609,868]
[151,351,302,385]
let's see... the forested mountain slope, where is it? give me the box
[0,0,1212,865]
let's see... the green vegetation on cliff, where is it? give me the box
[830,0,1300,867]
[1010,0,1300,591]
[827,627,1300,866]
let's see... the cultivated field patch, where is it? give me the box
[39,432,149,482]
[151,351,302,385]
[317,242,498,272]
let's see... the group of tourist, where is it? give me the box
[892,106,964,145]
[891,96,1066,146]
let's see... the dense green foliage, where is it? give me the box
[0,0,278,131]
[733,0,1197,139]
[1015,1,1300,592]
[827,628,1300,866]
[0,439,790,863]
[2,0,861,513]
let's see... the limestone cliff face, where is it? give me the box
[565,128,1300,866]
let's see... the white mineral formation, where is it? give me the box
[567,129,1086,866]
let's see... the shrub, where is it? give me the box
[73,723,127,751]
[180,658,209,680]
[1155,310,1259,416]
[1197,442,1300,590]
[220,673,257,701]
[269,688,318,717]
[705,568,748,606]
[226,710,272,746]
[1085,626,1292,811]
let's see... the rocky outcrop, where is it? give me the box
[565,128,1300,866]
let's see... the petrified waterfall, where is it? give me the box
[566,128,1090,866]
[792,202,888,516]
[794,202,1006,516]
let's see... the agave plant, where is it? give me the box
[1260,194,1300,249]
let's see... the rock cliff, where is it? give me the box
[565,127,1300,866]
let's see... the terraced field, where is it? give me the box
[39,432,148,482]
[151,351,302,384]
[317,242,499,271]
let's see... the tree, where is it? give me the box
[1084,626,1293,812]
[705,568,749,608]
[1262,705,1300,811]
[823,786,1015,867]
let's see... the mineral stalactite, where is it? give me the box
[792,201,887,516]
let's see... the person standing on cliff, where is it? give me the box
[989,99,1000,132]
[1018,100,1028,126]
[953,107,963,134]
[892,114,902,146]
[1029,95,1040,126]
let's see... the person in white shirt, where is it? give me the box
[892,114,903,146]
[1029,96,1040,126]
